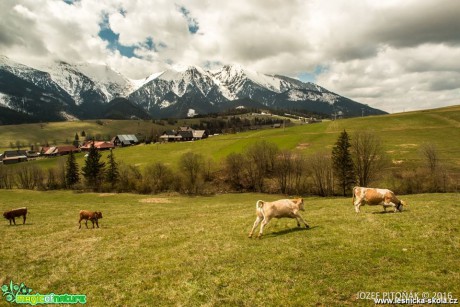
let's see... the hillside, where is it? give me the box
[1,106,460,183]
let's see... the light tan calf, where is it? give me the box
[353,186,406,213]
[249,198,309,238]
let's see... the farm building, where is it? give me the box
[160,128,208,142]
[111,135,139,147]
[0,150,28,164]
[41,145,80,157]
[80,141,115,151]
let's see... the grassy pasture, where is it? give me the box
[0,190,459,306]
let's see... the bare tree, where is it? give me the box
[224,153,246,191]
[16,164,44,190]
[420,143,446,192]
[307,152,334,196]
[179,152,204,194]
[274,151,306,194]
[143,162,174,193]
[351,131,387,187]
[0,165,15,189]
[244,140,279,192]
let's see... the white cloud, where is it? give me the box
[0,0,459,112]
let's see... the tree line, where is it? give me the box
[0,131,456,195]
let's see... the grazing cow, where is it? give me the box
[249,198,309,238]
[3,207,27,225]
[353,186,406,213]
[78,210,103,229]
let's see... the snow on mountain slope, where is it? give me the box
[75,63,134,99]
[211,64,309,100]
[0,92,11,108]
[39,61,107,105]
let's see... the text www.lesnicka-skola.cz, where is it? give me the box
[357,291,458,305]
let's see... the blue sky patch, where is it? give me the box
[298,65,328,83]
[177,6,199,34]
[98,14,137,58]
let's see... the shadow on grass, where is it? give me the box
[264,226,318,238]
[2,223,32,227]
[372,210,409,215]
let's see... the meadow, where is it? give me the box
[4,105,458,179]
[0,190,459,306]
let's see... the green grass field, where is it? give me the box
[1,190,459,306]
[6,105,457,177]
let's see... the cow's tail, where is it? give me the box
[352,186,357,206]
[256,200,265,219]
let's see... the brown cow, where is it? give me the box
[353,186,406,213]
[249,198,309,238]
[78,210,103,229]
[3,207,27,225]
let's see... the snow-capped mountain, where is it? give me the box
[0,56,386,124]
[38,61,134,104]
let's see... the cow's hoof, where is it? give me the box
[306,225,310,229]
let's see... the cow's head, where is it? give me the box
[96,211,103,219]
[397,201,406,212]
[294,198,305,211]
[3,211,9,219]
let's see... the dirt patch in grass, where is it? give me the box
[296,143,310,149]
[139,198,172,204]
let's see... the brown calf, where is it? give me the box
[249,198,309,238]
[79,210,103,229]
[3,207,27,225]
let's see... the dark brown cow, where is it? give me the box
[3,207,27,225]
[78,210,103,229]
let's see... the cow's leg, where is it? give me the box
[354,203,361,213]
[91,220,95,228]
[9,218,12,226]
[296,214,310,228]
[12,217,16,225]
[95,219,99,228]
[78,218,82,229]
[249,216,262,238]
[258,217,272,238]
[354,198,362,213]
[23,214,26,224]
[384,202,397,212]
[295,217,301,227]
[85,220,89,229]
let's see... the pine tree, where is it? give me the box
[332,130,355,196]
[65,150,79,187]
[105,149,119,188]
[73,133,80,147]
[82,142,105,189]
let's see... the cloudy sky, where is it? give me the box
[1,0,459,113]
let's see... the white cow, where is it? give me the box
[249,198,309,238]
[353,186,406,213]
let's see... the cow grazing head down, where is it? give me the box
[249,198,309,238]
[353,186,406,213]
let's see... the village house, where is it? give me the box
[80,140,115,151]
[41,145,80,157]
[111,135,139,147]
[0,150,28,164]
[160,127,208,143]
